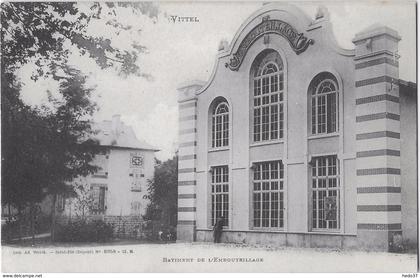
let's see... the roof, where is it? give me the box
[398,79,417,99]
[177,80,206,90]
[91,120,159,152]
[398,79,417,89]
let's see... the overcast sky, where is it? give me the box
[19,1,416,160]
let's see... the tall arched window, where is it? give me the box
[252,51,284,142]
[212,102,229,148]
[311,78,338,135]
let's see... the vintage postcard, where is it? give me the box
[1,0,418,274]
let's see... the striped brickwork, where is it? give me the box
[176,86,200,241]
[353,28,402,250]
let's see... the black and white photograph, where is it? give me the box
[1,0,418,274]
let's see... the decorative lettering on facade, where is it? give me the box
[226,19,314,71]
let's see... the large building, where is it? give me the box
[58,115,159,237]
[176,4,417,251]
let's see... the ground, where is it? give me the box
[2,241,418,273]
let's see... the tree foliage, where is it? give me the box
[1,2,158,79]
[144,156,178,227]
[1,66,102,209]
[70,179,95,220]
[1,73,47,208]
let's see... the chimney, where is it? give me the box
[218,39,228,52]
[112,114,121,137]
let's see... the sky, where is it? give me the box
[18,1,417,160]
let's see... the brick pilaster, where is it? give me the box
[176,82,203,241]
[353,26,402,251]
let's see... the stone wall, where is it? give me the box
[103,215,146,239]
[196,229,359,250]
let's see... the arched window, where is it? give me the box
[252,51,284,142]
[212,102,229,148]
[311,78,338,134]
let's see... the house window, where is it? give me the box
[91,184,107,213]
[130,169,143,192]
[211,166,229,226]
[252,161,284,228]
[252,52,284,142]
[56,194,65,211]
[311,79,338,134]
[212,102,229,148]
[93,154,109,178]
[311,155,340,230]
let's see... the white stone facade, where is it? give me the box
[61,115,158,221]
[176,4,417,251]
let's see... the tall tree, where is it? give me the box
[1,65,102,241]
[144,156,178,228]
[1,73,47,210]
[42,66,103,241]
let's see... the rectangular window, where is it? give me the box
[56,194,65,211]
[130,169,143,192]
[311,156,339,230]
[211,166,229,226]
[91,184,107,213]
[92,154,109,177]
[253,161,284,228]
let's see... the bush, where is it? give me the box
[35,213,52,234]
[1,212,51,242]
[1,219,20,242]
[55,220,114,242]
[140,220,176,241]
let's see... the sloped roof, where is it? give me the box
[91,120,159,152]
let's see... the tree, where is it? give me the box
[144,156,178,228]
[44,66,105,241]
[1,2,158,243]
[1,73,50,242]
[71,179,95,221]
[2,65,103,242]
